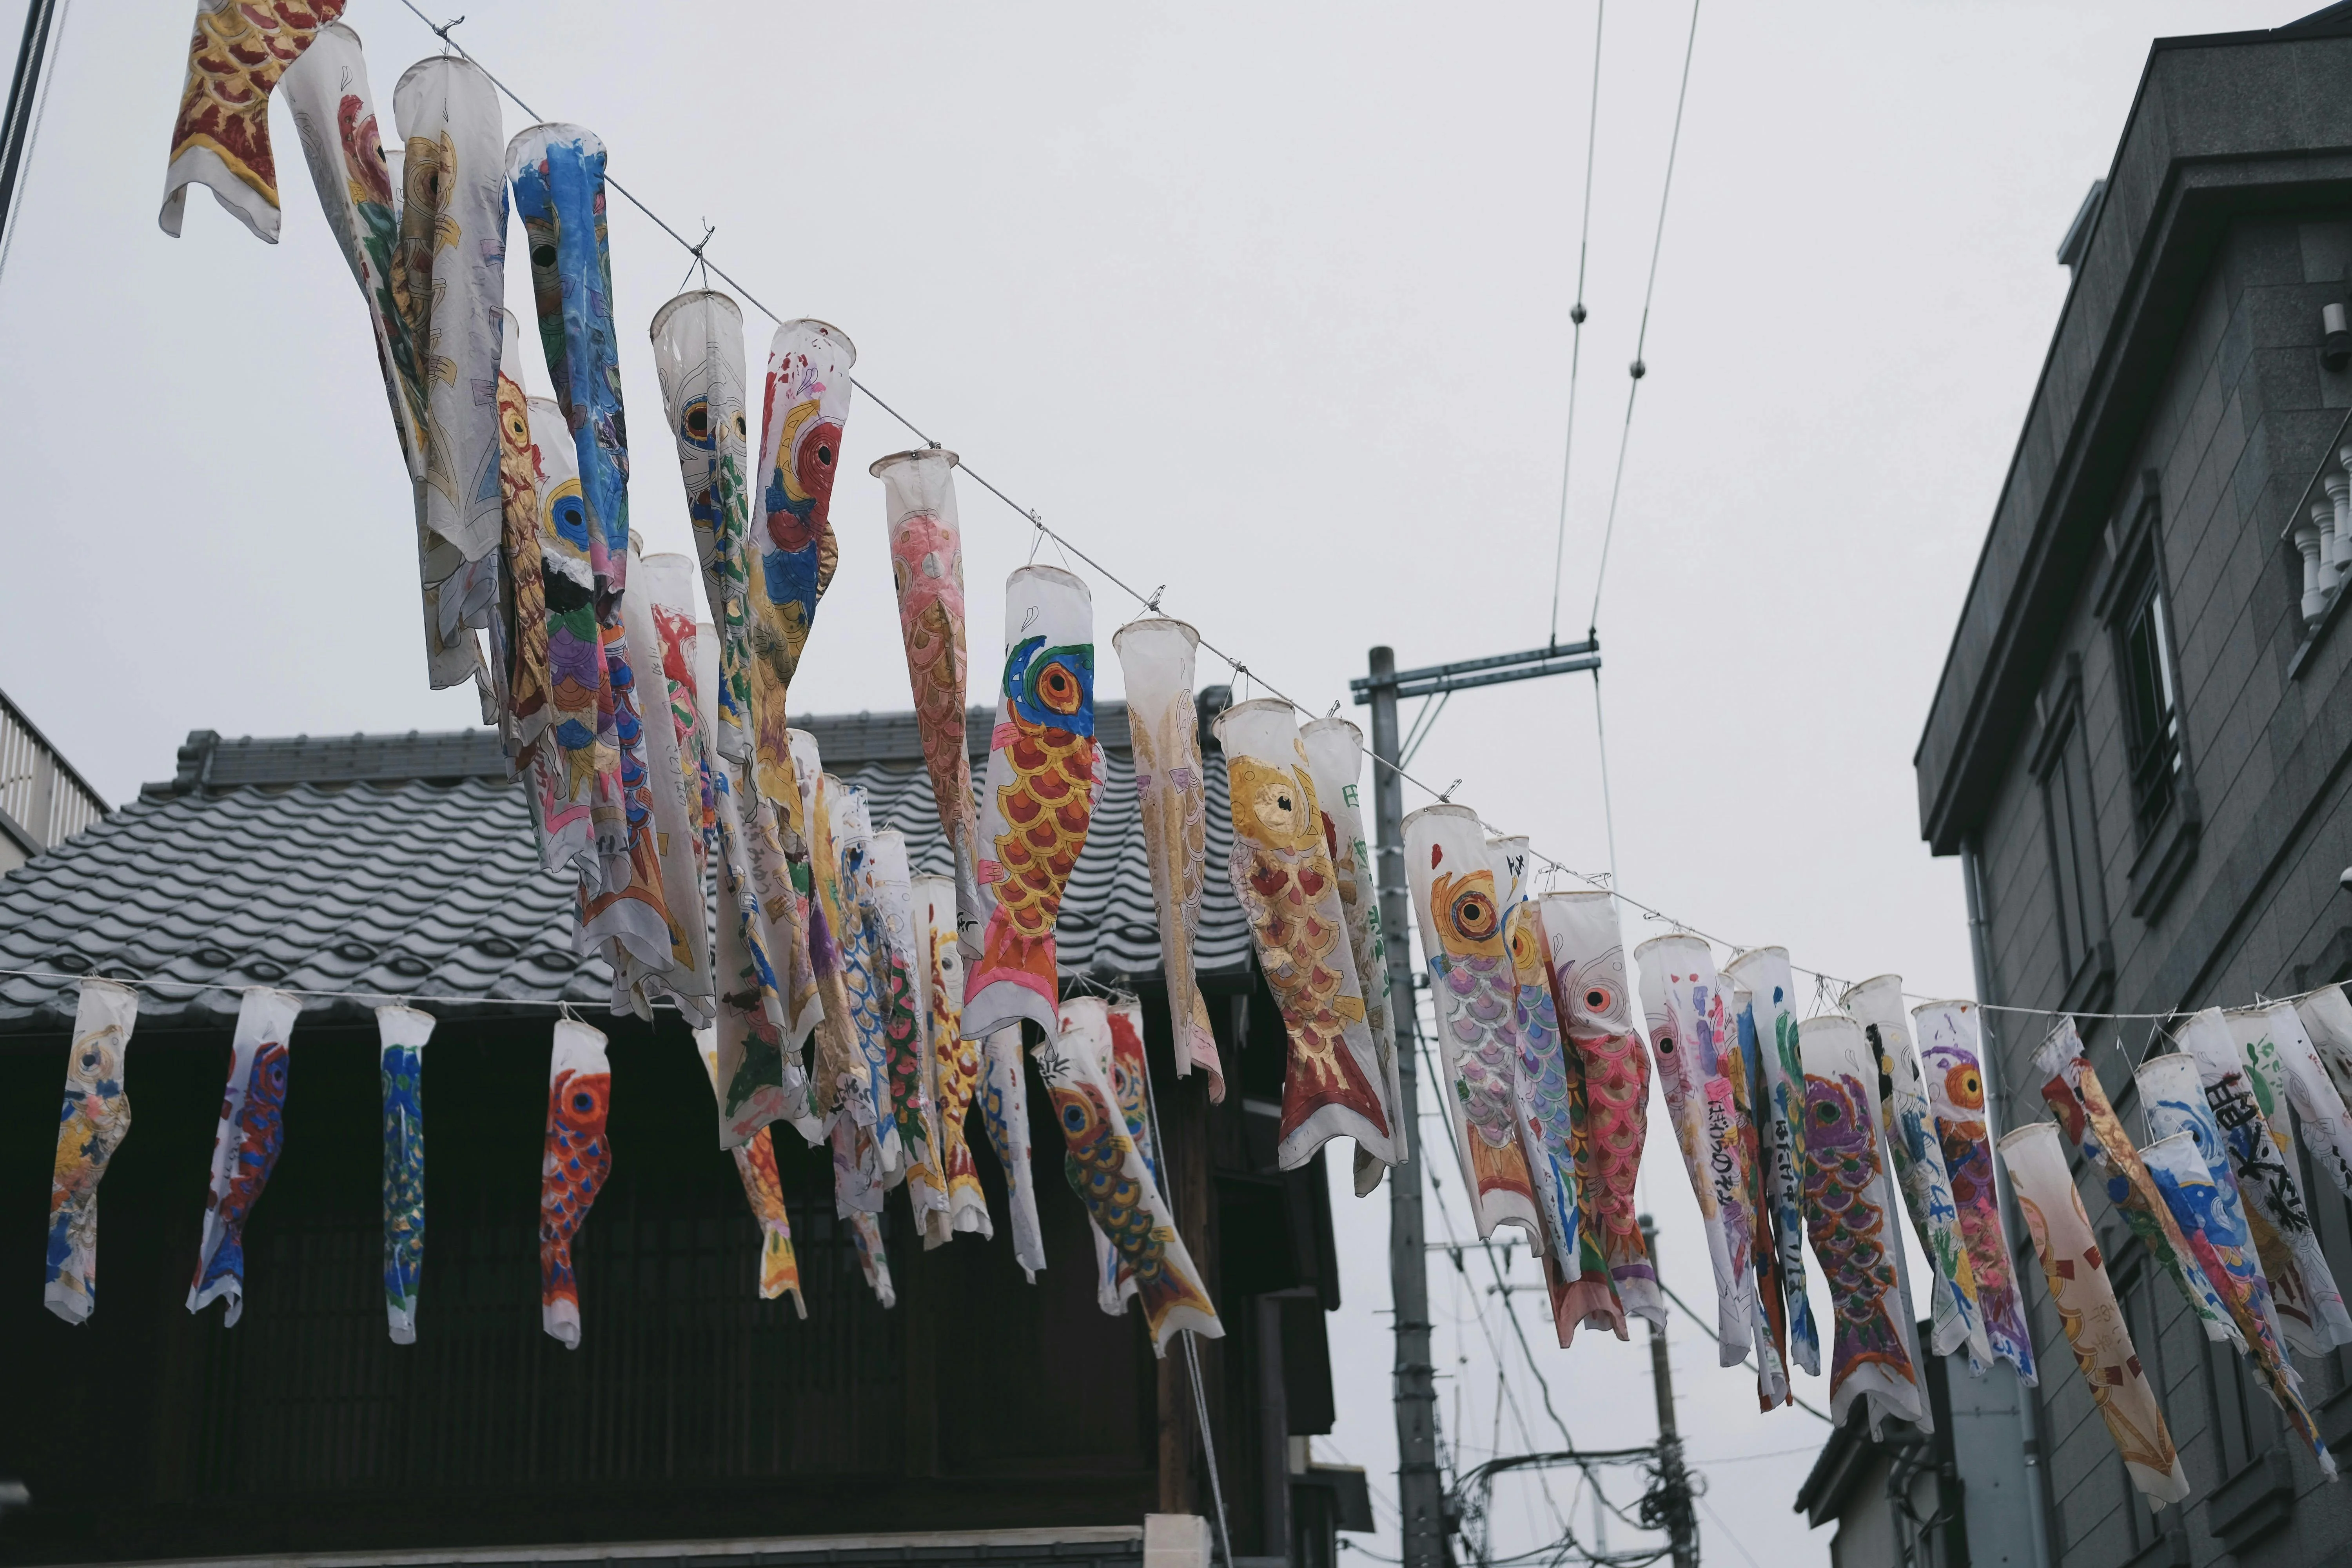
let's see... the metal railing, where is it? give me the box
[0,686,105,855]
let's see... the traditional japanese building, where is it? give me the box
[0,698,1371,1568]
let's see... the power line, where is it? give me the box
[1546,0,1607,649]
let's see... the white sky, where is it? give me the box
[0,2,2307,1562]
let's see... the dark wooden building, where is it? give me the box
[0,698,1370,1567]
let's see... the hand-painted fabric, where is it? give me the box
[1405,803,1540,1246]
[1300,714,1402,1194]
[523,390,613,878]
[1797,1013,1924,1436]
[2176,1011,2352,1352]
[873,448,983,949]
[1114,617,1224,1101]
[45,979,140,1324]
[796,735,861,1124]
[1999,1121,2192,1507]
[188,987,302,1324]
[873,828,947,1225]
[967,565,1100,1040]
[691,1029,805,1315]
[1537,891,1659,1328]
[1728,986,1792,1408]
[830,779,900,1162]
[1911,999,2035,1385]
[1635,931,1760,1363]
[2294,983,2352,1106]
[982,1024,1046,1280]
[749,319,856,806]
[2241,1000,2352,1201]
[1067,998,1151,1315]
[2034,1020,2241,1348]
[280,22,425,473]
[573,529,667,956]
[1039,998,1221,1354]
[1722,946,1820,1376]
[162,0,346,243]
[1508,898,1613,1343]
[493,310,553,756]
[541,1019,613,1349]
[828,1115,897,1308]
[376,1004,430,1344]
[636,552,719,1022]
[650,290,755,763]
[1220,699,1398,1174]
[916,874,991,1243]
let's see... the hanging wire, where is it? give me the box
[0,0,73,291]
[1546,0,1607,649]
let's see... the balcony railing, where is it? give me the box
[2280,401,2352,677]
[0,686,106,859]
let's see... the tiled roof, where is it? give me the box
[0,693,1247,1033]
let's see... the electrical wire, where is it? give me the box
[1546,0,1607,649]
[1651,1276,1831,1424]
[0,0,69,290]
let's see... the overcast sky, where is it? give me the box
[0,2,2312,1562]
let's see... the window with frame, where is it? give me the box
[2031,658,2111,1008]
[2117,568,2184,839]
[2114,1254,2176,1554]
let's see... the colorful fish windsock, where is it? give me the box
[2236,1000,2352,1201]
[2295,983,2352,1106]
[45,979,139,1324]
[749,319,856,806]
[1405,803,1540,1247]
[828,1116,895,1309]
[1909,1000,2034,1385]
[1537,891,1658,1331]
[1795,1013,1926,1437]
[650,290,756,764]
[1634,931,1760,1364]
[982,1024,1046,1280]
[2221,1004,2352,1330]
[1040,996,1220,1354]
[916,873,990,1244]
[1220,699,1399,1175]
[830,778,901,1165]
[1506,896,1602,1342]
[873,827,947,1224]
[377,1004,430,1344]
[493,310,553,757]
[1722,947,1820,1376]
[188,988,301,1324]
[162,0,346,242]
[795,731,860,1124]
[967,565,1100,1042]
[1842,975,1989,1370]
[1114,617,1224,1102]
[540,1019,613,1349]
[873,448,983,948]
[523,387,613,879]
[2174,1011,2352,1352]
[2000,1121,2193,1506]
[636,552,718,1023]
[1299,714,1400,1190]
[692,1028,805,1315]
[2033,1019,2242,1349]
[1727,985,1791,1409]
[1065,998,1153,1316]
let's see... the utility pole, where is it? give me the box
[1358,638,1600,1568]
[0,0,63,269]
[1639,1214,1697,1568]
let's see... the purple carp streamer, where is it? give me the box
[188,988,303,1324]
[45,980,140,1324]
[1909,1000,2034,1385]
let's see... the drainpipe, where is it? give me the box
[1961,836,2055,1568]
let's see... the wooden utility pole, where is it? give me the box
[1639,1214,1697,1568]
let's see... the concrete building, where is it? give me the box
[1908,6,2352,1565]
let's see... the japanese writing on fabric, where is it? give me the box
[2137,1052,2334,1475]
[1405,804,1539,1247]
[1722,947,1820,1377]
[967,565,1100,1044]
[916,874,992,1244]
[873,448,983,952]
[693,1029,805,1316]
[188,988,301,1324]
[872,827,948,1230]
[2225,1003,2352,1316]
[162,0,346,243]
[45,979,140,1324]
[1220,700,1397,1174]
[377,1004,430,1344]
[749,320,855,808]
[540,1019,613,1349]
[1300,715,1402,1191]
[2033,1019,2240,1348]
[1728,985,1792,1408]
[1797,1013,1926,1437]
[1843,975,1990,1371]
[1909,1000,2034,1385]
[2294,984,2352,1107]
[1635,932,1761,1363]
[650,289,756,764]
[1037,997,1220,1355]
[1538,891,1659,1333]
[1114,617,1225,1101]
[2179,1008,2352,1352]
[2235,1000,2352,1202]
[982,1025,1047,1281]
[1998,1121,2192,1507]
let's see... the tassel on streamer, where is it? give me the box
[650,290,757,764]
[1405,803,1540,1247]
[2211,1007,2352,1347]
[45,979,140,1325]
[982,1024,1046,1280]
[1796,1013,1926,1437]
[162,0,345,242]
[916,873,991,1243]
[1114,617,1225,1101]
[377,1004,430,1345]
[873,448,984,950]
[2236,1000,2352,1200]
[1723,947,1820,1376]
[1039,997,1220,1354]
[188,988,301,1325]
[1299,715,1402,1190]
[1910,1000,2035,1385]
[1999,1121,2193,1505]
[873,828,947,1226]
[1220,700,1399,1174]
[967,565,1100,1040]
[692,1028,805,1314]
[540,1019,613,1349]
